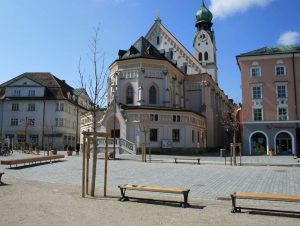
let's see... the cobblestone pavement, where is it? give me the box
[1,152,300,201]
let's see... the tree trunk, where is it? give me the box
[90,110,98,197]
[233,131,237,166]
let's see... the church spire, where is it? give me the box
[195,0,213,31]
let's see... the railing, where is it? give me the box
[96,138,136,155]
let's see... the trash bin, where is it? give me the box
[220,149,226,157]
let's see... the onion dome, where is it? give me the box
[196,0,213,24]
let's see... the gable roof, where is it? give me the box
[0,72,86,104]
[237,44,300,57]
[145,19,204,74]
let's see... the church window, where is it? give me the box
[126,86,134,104]
[204,52,208,61]
[149,86,157,104]
[156,36,160,45]
[198,52,203,61]
[169,49,173,59]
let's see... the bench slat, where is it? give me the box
[119,184,189,194]
[233,192,300,202]
[1,155,65,166]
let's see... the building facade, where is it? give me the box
[237,45,300,155]
[0,73,90,151]
[96,1,234,153]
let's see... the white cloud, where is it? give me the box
[209,0,273,19]
[278,31,300,45]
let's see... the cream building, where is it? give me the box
[0,73,90,150]
[93,1,234,154]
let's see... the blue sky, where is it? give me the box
[1,0,300,103]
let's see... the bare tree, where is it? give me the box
[79,25,108,197]
[220,104,241,165]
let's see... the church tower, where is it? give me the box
[193,0,218,82]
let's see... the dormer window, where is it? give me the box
[147,46,154,55]
[129,46,138,55]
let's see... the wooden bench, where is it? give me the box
[174,157,200,165]
[118,184,190,208]
[0,155,65,168]
[0,172,4,185]
[231,192,300,214]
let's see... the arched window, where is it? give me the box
[204,52,208,61]
[156,36,160,45]
[198,52,203,61]
[149,86,157,104]
[126,86,134,104]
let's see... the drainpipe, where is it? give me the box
[42,99,46,149]
[292,53,298,120]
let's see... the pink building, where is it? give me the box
[237,45,300,155]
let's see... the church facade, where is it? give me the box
[95,1,234,153]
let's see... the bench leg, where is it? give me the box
[175,159,177,164]
[0,174,4,185]
[182,192,190,208]
[231,195,241,213]
[119,188,129,201]
[197,159,200,165]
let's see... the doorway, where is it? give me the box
[276,132,292,155]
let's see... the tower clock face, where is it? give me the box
[198,31,207,42]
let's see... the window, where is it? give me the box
[56,103,64,111]
[251,67,261,77]
[276,66,286,76]
[253,108,263,121]
[173,115,181,122]
[30,135,39,144]
[28,90,35,96]
[17,135,26,143]
[11,118,18,126]
[27,118,35,126]
[12,103,19,111]
[126,86,134,104]
[172,129,180,142]
[204,52,208,61]
[149,86,157,104]
[28,104,35,111]
[56,118,64,127]
[277,85,287,98]
[278,107,288,120]
[198,52,203,61]
[169,49,173,59]
[13,89,21,96]
[192,130,195,143]
[156,36,160,45]
[150,114,158,121]
[252,86,262,99]
[150,129,158,142]
[197,131,200,142]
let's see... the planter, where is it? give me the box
[52,149,58,155]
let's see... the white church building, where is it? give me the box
[86,1,234,154]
